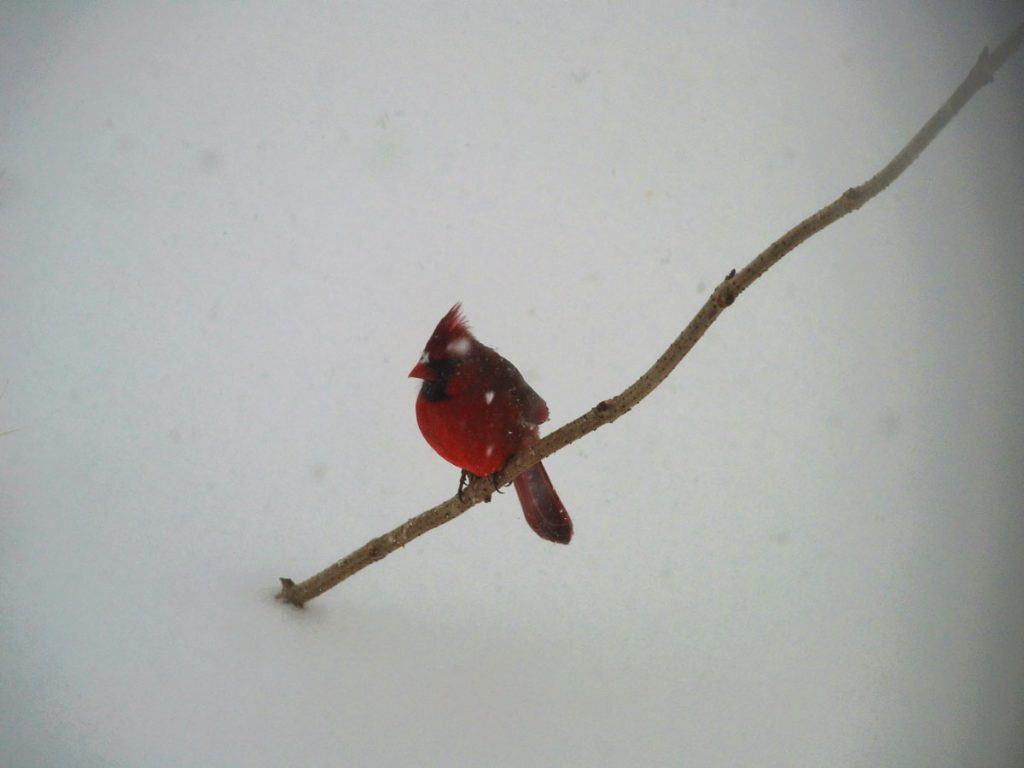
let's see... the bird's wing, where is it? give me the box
[481,344,549,426]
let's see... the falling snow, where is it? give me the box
[446,337,471,356]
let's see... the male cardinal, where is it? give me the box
[409,304,573,544]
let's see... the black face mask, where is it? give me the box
[419,358,460,402]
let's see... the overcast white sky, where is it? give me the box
[2,2,1022,766]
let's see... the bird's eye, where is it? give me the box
[428,358,460,377]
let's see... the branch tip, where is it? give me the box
[276,577,306,607]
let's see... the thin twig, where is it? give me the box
[277,22,1024,607]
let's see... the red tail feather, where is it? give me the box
[513,462,573,544]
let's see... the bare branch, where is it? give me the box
[277,22,1024,608]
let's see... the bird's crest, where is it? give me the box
[436,302,471,341]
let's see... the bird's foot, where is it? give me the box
[457,469,472,502]
[457,469,500,503]
[457,469,504,503]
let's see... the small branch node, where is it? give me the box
[973,46,995,84]
[714,280,737,308]
[842,186,862,202]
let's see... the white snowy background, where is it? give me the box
[2,2,1022,766]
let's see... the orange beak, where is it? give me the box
[408,361,431,379]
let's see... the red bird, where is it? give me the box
[409,304,573,544]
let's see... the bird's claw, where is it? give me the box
[457,469,503,503]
